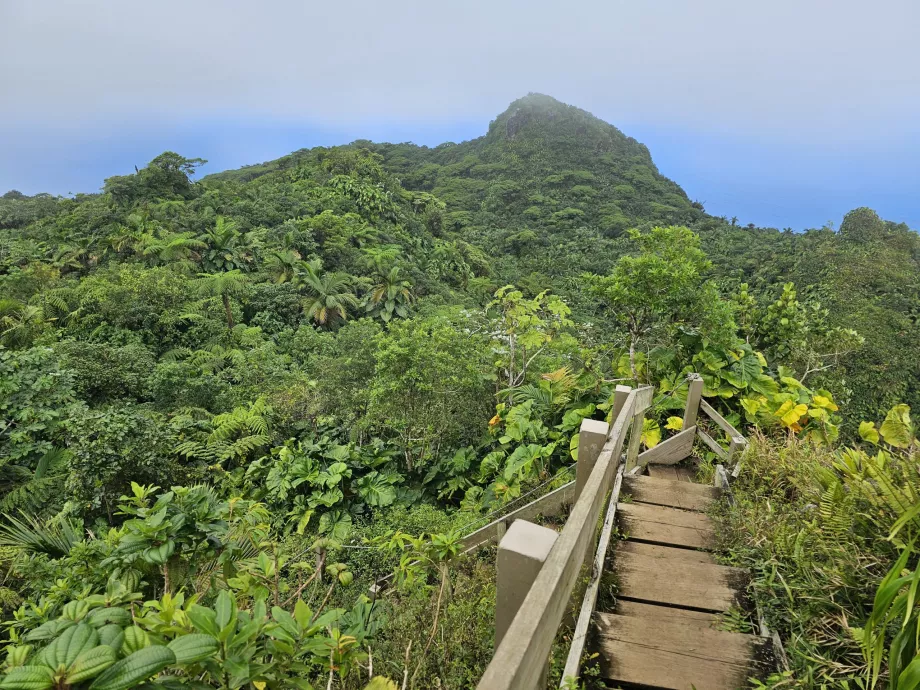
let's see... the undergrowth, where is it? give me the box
[717,434,898,687]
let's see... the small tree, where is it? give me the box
[587,226,734,380]
[488,285,573,389]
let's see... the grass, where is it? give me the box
[715,433,896,687]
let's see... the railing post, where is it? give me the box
[625,387,654,473]
[575,386,629,502]
[624,410,645,473]
[495,520,558,686]
[683,373,704,429]
[575,419,608,502]
[609,384,632,424]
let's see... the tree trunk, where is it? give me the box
[629,334,638,381]
[222,293,234,330]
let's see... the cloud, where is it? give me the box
[2,0,918,138]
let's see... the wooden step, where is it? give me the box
[648,464,697,482]
[615,545,748,612]
[617,539,715,565]
[594,611,770,690]
[618,501,715,550]
[614,599,721,628]
[624,475,720,512]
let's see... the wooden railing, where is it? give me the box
[683,373,748,467]
[476,374,749,689]
[477,385,653,690]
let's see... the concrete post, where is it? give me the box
[575,418,609,502]
[683,374,704,429]
[495,520,559,651]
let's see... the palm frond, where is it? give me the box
[0,512,83,557]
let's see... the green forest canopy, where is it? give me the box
[1,93,919,688]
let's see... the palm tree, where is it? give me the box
[300,267,359,328]
[365,266,414,322]
[200,216,254,272]
[138,230,205,270]
[265,248,302,283]
[0,299,49,348]
[193,270,249,330]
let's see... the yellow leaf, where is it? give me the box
[641,419,661,448]
[365,679,399,690]
[254,683,267,690]
[859,421,880,445]
[812,395,839,411]
[780,403,808,427]
[665,416,683,431]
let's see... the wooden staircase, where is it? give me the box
[593,470,771,690]
[476,377,775,690]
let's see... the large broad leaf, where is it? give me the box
[749,375,779,397]
[559,404,596,433]
[664,417,683,431]
[731,352,763,386]
[41,622,98,670]
[166,634,219,664]
[355,473,397,508]
[65,646,117,684]
[0,665,54,690]
[318,511,352,541]
[880,404,913,448]
[774,400,808,428]
[859,421,880,445]
[187,605,219,637]
[88,645,176,690]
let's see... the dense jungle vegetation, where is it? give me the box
[0,93,918,689]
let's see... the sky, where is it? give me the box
[1,0,918,231]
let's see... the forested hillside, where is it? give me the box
[1,94,919,688]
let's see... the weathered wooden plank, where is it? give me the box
[618,502,715,550]
[461,480,575,553]
[638,426,697,466]
[683,374,704,428]
[624,412,645,473]
[675,465,697,483]
[698,428,729,460]
[614,599,721,626]
[616,547,748,611]
[477,387,653,690]
[595,612,769,690]
[560,466,625,686]
[623,475,719,512]
[647,464,680,481]
[700,399,745,440]
[617,539,715,565]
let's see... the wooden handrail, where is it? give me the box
[699,399,747,462]
[477,386,653,690]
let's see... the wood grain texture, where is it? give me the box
[614,599,722,626]
[615,547,748,611]
[618,501,715,550]
[647,464,680,481]
[617,539,715,565]
[638,426,697,466]
[624,475,719,512]
[698,429,729,460]
[594,612,769,690]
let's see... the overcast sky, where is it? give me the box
[1,0,918,229]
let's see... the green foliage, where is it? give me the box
[0,348,76,469]
[587,226,735,379]
[368,310,494,470]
